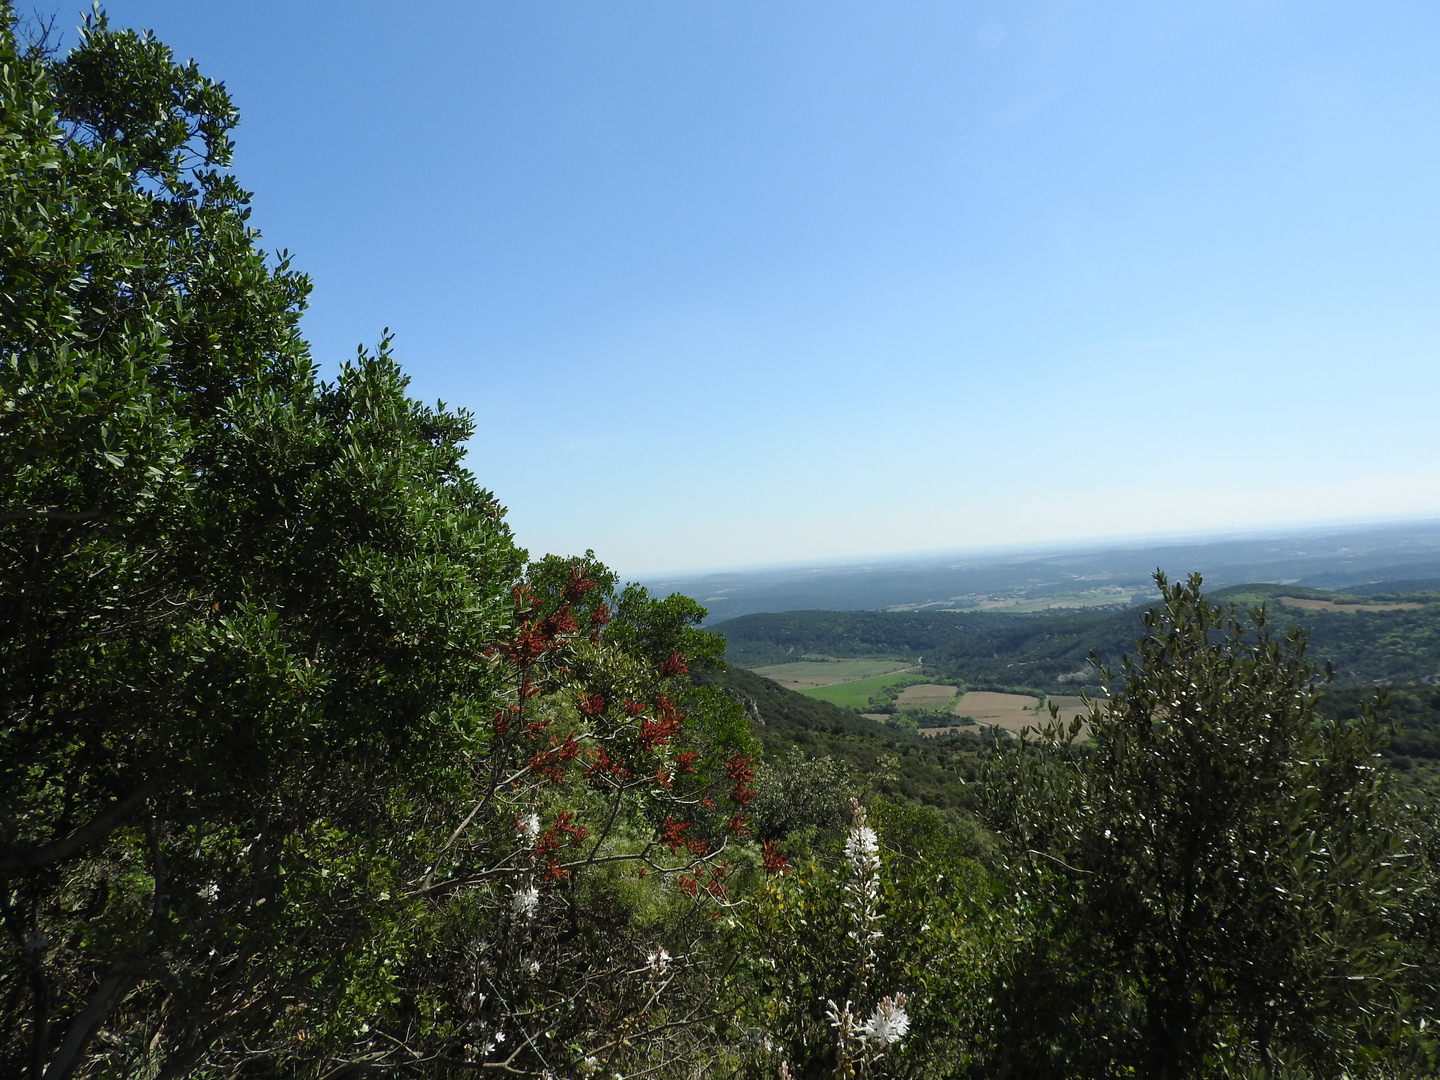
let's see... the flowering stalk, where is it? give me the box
[825,797,910,1079]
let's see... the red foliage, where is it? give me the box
[502,625,550,663]
[563,566,596,603]
[577,692,606,717]
[533,812,590,871]
[725,753,756,806]
[761,841,791,875]
[659,817,692,854]
[583,747,631,781]
[638,694,685,750]
[539,606,578,637]
[511,585,542,616]
[658,650,688,677]
[555,810,590,844]
[528,735,582,784]
[588,603,611,643]
[493,706,518,737]
[637,712,681,750]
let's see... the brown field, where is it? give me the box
[1048,695,1098,725]
[948,691,1044,733]
[895,683,960,707]
[915,691,1100,737]
[1277,596,1424,614]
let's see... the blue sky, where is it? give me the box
[101,1,1440,574]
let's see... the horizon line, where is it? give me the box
[632,511,1440,583]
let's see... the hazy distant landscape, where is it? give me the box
[684,522,1440,772]
[647,519,1440,623]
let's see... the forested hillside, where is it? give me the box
[713,583,1440,690]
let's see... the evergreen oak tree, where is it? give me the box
[0,10,752,1077]
[982,573,1424,1080]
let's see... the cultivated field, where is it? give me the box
[1276,596,1425,614]
[947,691,1043,732]
[915,690,1099,738]
[800,671,926,710]
[895,683,960,707]
[750,658,914,691]
[888,585,1148,614]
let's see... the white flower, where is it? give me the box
[524,957,541,976]
[844,825,879,864]
[580,1056,600,1075]
[518,812,540,841]
[511,883,539,921]
[197,882,219,902]
[646,946,671,974]
[824,998,853,1035]
[859,994,910,1046]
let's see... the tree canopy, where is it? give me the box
[1,11,752,1076]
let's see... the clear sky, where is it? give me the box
[95,1,1440,575]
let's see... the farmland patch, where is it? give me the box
[947,691,1046,733]
[799,671,927,710]
[750,658,915,691]
[895,683,960,708]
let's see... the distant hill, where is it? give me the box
[709,581,1440,690]
[647,520,1440,623]
[711,606,1140,692]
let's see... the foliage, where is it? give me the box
[712,588,1440,691]
[0,12,752,1077]
[699,665,990,812]
[979,573,1423,1079]
[725,799,992,1080]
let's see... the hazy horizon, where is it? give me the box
[634,512,1440,581]
[638,517,1440,623]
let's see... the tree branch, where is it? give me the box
[0,781,159,872]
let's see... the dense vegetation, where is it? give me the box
[714,585,1440,691]
[7,12,1440,1079]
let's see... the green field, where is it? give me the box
[750,658,914,690]
[799,670,927,709]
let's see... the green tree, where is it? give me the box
[0,10,753,1077]
[981,573,1419,1079]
